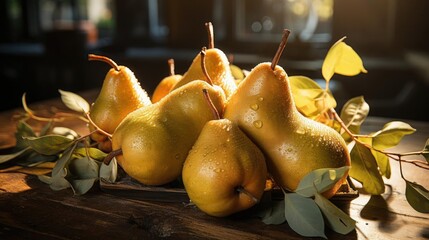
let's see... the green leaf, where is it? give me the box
[322,37,367,82]
[289,76,336,118]
[340,96,369,134]
[295,166,350,197]
[422,138,429,163]
[58,89,90,113]
[14,121,36,150]
[314,193,356,235]
[405,181,429,213]
[100,157,118,183]
[67,156,100,180]
[260,200,286,225]
[69,178,97,195]
[23,135,74,155]
[284,193,326,239]
[73,147,107,162]
[52,127,79,140]
[15,151,57,167]
[39,122,54,137]
[52,142,77,177]
[349,143,385,194]
[0,147,32,164]
[230,64,245,81]
[371,121,416,150]
[372,150,391,179]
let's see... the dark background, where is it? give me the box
[1,0,428,121]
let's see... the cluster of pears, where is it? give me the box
[88,23,350,217]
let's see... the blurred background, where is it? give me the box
[1,0,428,121]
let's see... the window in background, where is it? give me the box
[235,0,333,43]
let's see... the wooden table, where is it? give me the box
[0,90,428,239]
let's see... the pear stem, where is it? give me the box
[236,186,259,204]
[271,29,291,70]
[200,47,214,85]
[202,89,221,120]
[205,22,214,49]
[103,148,122,165]
[88,54,120,72]
[168,58,175,76]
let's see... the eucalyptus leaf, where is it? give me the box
[23,135,74,155]
[58,89,90,113]
[261,200,286,225]
[349,143,385,195]
[67,156,100,179]
[15,151,57,167]
[0,147,32,164]
[52,127,79,140]
[322,37,367,82]
[14,121,36,150]
[100,157,118,183]
[74,147,107,162]
[50,168,72,191]
[405,181,429,213]
[295,166,350,197]
[314,193,356,235]
[69,178,97,195]
[52,142,77,176]
[340,96,369,133]
[422,138,429,163]
[371,121,416,150]
[284,193,327,239]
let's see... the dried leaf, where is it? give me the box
[349,143,385,194]
[322,37,367,82]
[284,193,326,239]
[58,89,90,113]
[405,181,429,213]
[295,166,350,197]
[314,193,356,235]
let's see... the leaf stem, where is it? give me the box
[205,22,214,49]
[103,148,122,165]
[200,47,214,85]
[329,108,429,171]
[88,54,120,72]
[202,89,221,120]
[271,29,291,70]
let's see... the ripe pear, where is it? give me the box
[182,118,267,217]
[171,22,237,98]
[88,54,151,152]
[111,80,226,186]
[151,59,182,103]
[224,31,350,198]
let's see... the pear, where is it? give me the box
[88,54,151,152]
[223,30,351,198]
[182,116,267,217]
[171,22,237,98]
[151,59,182,103]
[110,80,226,186]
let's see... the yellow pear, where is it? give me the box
[151,59,182,103]
[182,117,267,217]
[223,30,350,198]
[88,54,151,152]
[171,22,237,98]
[110,80,226,186]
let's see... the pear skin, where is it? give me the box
[112,80,226,186]
[88,55,151,151]
[183,118,267,217]
[151,74,182,103]
[172,48,237,98]
[224,63,351,198]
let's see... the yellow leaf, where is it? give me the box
[322,37,367,82]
